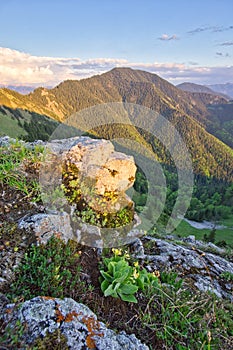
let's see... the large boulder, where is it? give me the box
[0,296,149,350]
[61,137,136,213]
[40,136,136,214]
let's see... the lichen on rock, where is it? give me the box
[0,296,149,350]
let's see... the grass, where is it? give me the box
[0,140,43,201]
[0,113,27,138]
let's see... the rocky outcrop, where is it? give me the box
[40,136,136,214]
[37,136,139,247]
[131,236,233,301]
[0,296,149,350]
[18,210,143,248]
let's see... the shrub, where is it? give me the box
[8,237,86,302]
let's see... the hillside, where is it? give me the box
[1,67,233,180]
[0,88,62,120]
[0,105,60,141]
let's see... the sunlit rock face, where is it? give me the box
[62,137,137,214]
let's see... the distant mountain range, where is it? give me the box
[206,83,233,99]
[0,67,233,181]
[0,85,52,95]
[0,85,35,95]
[177,82,230,99]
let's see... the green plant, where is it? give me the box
[160,271,183,291]
[136,272,233,349]
[99,249,159,303]
[8,237,86,302]
[220,271,233,281]
[0,319,26,349]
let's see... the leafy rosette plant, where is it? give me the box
[99,249,159,303]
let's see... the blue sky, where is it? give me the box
[0,0,233,86]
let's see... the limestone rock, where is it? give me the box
[17,210,142,248]
[64,137,115,171]
[41,136,136,214]
[64,139,136,214]
[18,212,73,244]
[0,296,149,350]
[141,236,233,301]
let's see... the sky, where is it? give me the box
[0,0,233,87]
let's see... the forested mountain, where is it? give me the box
[0,88,60,120]
[0,67,233,181]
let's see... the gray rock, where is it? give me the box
[18,212,73,244]
[17,209,142,248]
[1,296,149,350]
[0,136,13,146]
[183,235,196,244]
[143,236,233,300]
[129,238,145,258]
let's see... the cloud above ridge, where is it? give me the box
[0,46,233,87]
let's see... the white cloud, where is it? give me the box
[158,34,179,41]
[0,47,232,87]
[188,25,233,35]
[219,41,233,46]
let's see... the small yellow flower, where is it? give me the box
[134,261,139,267]
[133,269,139,279]
[112,248,122,256]
[124,251,130,259]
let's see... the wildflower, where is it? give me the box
[133,269,140,279]
[112,248,122,256]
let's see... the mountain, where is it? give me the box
[207,83,233,99]
[177,82,230,100]
[0,88,61,120]
[0,85,35,95]
[0,85,53,95]
[0,67,233,180]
